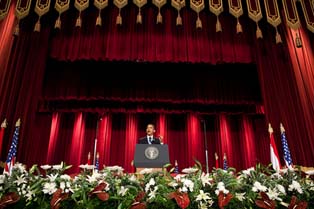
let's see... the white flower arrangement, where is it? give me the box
[0,162,313,209]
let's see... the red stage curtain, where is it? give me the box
[157,114,167,144]
[285,27,314,160]
[98,114,112,169]
[0,2,15,99]
[43,112,267,173]
[186,114,204,166]
[109,114,126,167]
[0,28,51,163]
[217,114,233,168]
[68,113,85,173]
[124,114,138,173]
[50,5,254,64]
[241,115,257,168]
[255,23,314,166]
[47,112,61,163]
[166,114,190,170]
[19,113,52,167]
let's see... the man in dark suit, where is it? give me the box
[138,123,162,144]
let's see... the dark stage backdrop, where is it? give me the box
[40,61,263,113]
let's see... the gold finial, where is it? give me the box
[1,119,7,128]
[280,123,285,133]
[268,123,273,134]
[15,118,21,127]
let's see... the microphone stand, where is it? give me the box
[202,120,209,174]
[93,117,100,171]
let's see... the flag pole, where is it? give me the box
[201,119,209,174]
[93,116,101,169]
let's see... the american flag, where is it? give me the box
[223,153,228,170]
[280,123,293,168]
[4,119,20,175]
[95,152,99,172]
[174,160,179,174]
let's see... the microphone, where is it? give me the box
[199,115,209,173]
[198,114,205,123]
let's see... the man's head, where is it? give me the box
[146,124,155,136]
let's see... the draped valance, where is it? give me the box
[1,0,313,37]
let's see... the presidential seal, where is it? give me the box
[144,146,159,160]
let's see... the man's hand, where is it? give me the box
[159,135,163,144]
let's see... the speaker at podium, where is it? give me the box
[134,144,170,173]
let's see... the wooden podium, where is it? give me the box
[134,144,170,174]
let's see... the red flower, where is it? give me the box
[89,182,109,201]
[288,196,308,209]
[135,191,146,202]
[128,191,147,208]
[50,189,69,209]
[0,192,20,209]
[255,192,276,209]
[130,202,147,209]
[168,191,190,209]
[218,191,233,209]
